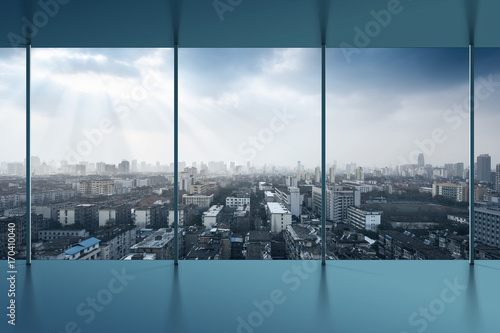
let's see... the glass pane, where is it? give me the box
[327,48,469,260]
[31,48,174,260]
[473,48,500,260]
[179,48,321,260]
[0,48,26,260]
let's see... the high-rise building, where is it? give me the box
[475,202,500,248]
[312,185,360,222]
[418,153,424,166]
[477,154,491,182]
[356,167,364,180]
[454,163,464,179]
[118,160,130,173]
[131,159,138,172]
[329,166,335,183]
[496,164,500,193]
[315,166,320,183]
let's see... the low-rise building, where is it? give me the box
[283,224,321,260]
[182,194,214,208]
[65,237,101,260]
[347,206,382,232]
[202,205,224,228]
[130,228,182,260]
[93,225,136,260]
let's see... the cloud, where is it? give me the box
[1,47,499,169]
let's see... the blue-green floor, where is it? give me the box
[1,260,498,333]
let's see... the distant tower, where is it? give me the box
[315,166,320,183]
[477,154,491,182]
[329,166,335,184]
[356,167,364,180]
[496,164,500,193]
[417,153,424,167]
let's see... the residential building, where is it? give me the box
[226,196,250,208]
[98,203,132,227]
[312,185,360,222]
[274,186,301,216]
[202,205,224,228]
[347,206,382,232]
[58,204,99,231]
[182,194,214,208]
[475,202,500,248]
[65,237,101,260]
[266,202,292,233]
[284,224,321,260]
[431,182,467,202]
[94,225,136,260]
[131,228,182,260]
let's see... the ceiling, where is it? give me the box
[0,0,495,48]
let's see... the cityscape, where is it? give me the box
[2,48,500,262]
[1,152,499,261]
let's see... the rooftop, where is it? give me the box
[267,202,291,215]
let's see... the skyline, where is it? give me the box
[1,48,500,167]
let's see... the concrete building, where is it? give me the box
[264,191,275,202]
[245,230,271,260]
[266,202,292,233]
[286,176,298,187]
[131,228,182,260]
[118,160,130,173]
[312,185,361,222]
[274,186,301,217]
[258,182,273,191]
[226,196,250,208]
[475,202,500,248]
[98,203,132,227]
[182,194,214,208]
[38,229,89,241]
[496,164,500,193]
[58,204,99,231]
[347,206,382,232]
[64,237,101,260]
[431,182,467,202]
[94,225,136,260]
[356,167,364,180]
[133,204,169,229]
[477,154,491,182]
[329,166,335,184]
[202,205,224,228]
[284,224,321,260]
[91,180,116,195]
[378,230,452,260]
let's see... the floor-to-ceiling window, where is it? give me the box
[0,48,26,260]
[327,48,470,260]
[179,48,321,260]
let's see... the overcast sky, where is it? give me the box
[1,47,499,170]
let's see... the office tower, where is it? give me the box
[131,159,138,172]
[315,166,320,183]
[477,154,491,182]
[418,153,424,166]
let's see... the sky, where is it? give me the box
[0,47,499,171]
